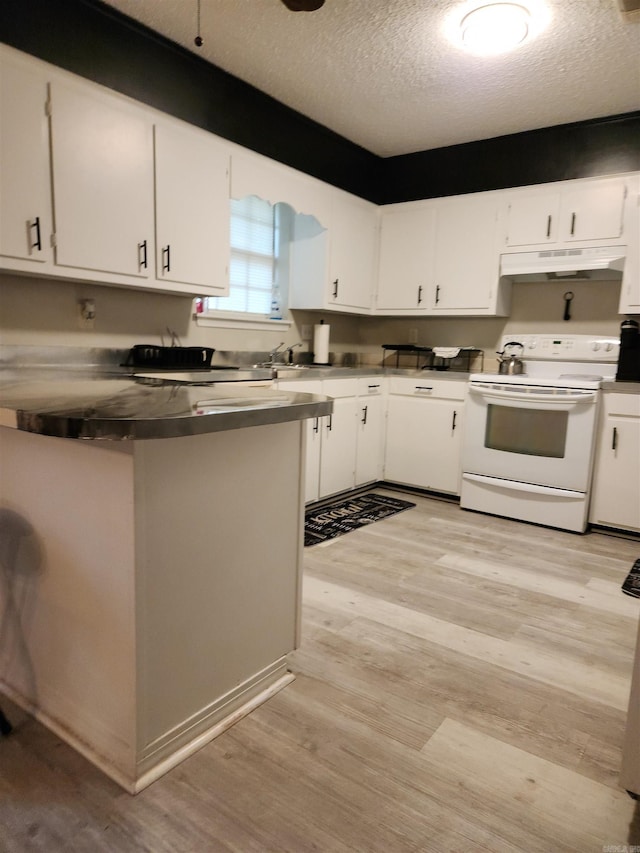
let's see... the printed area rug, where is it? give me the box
[622,558,640,598]
[304,493,416,546]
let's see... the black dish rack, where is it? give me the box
[124,345,215,370]
[382,344,484,372]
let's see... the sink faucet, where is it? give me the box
[286,342,303,364]
[268,342,286,365]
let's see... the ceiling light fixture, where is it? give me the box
[460,3,531,55]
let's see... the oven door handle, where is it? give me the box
[462,473,584,499]
[469,386,598,408]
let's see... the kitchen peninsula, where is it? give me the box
[0,360,331,792]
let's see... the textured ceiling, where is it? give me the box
[100,0,640,157]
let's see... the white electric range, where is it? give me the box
[460,334,619,533]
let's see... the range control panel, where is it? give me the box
[500,334,620,362]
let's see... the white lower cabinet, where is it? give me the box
[355,378,387,486]
[277,376,385,503]
[589,391,640,533]
[384,376,466,496]
[319,384,359,498]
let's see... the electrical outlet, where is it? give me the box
[408,327,418,344]
[301,324,312,341]
[77,298,96,330]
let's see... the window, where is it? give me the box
[204,196,280,317]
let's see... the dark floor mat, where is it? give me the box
[305,493,415,546]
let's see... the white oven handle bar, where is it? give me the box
[469,385,598,409]
[462,473,584,499]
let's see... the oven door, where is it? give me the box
[462,382,599,492]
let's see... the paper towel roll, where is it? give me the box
[313,323,330,364]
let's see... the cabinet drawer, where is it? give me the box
[323,378,359,398]
[388,376,466,401]
[603,392,640,418]
[357,377,385,396]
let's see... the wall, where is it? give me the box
[1,0,638,204]
[0,272,622,370]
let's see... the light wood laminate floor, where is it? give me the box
[2,490,640,852]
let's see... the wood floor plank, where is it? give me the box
[420,718,637,850]
[303,574,633,710]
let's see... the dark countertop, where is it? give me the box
[0,368,332,441]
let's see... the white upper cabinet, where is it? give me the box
[505,176,628,248]
[49,78,154,279]
[376,194,509,316]
[377,204,436,312]
[0,46,52,267]
[154,120,229,294]
[506,192,561,246]
[230,148,332,224]
[289,188,378,314]
[559,179,626,242]
[326,190,377,311]
[431,195,504,314]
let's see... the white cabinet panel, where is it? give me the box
[356,392,386,486]
[289,190,377,314]
[506,193,561,247]
[49,79,154,278]
[385,379,465,495]
[377,205,436,311]
[431,196,501,313]
[590,393,640,533]
[559,180,626,242]
[319,396,358,498]
[505,177,628,248]
[0,46,52,265]
[154,121,229,293]
[328,191,377,311]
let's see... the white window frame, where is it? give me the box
[196,196,292,330]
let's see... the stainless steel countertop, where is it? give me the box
[0,368,332,441]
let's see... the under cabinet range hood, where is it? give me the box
[500,246,626,282]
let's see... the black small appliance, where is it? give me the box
[616,319,640,381]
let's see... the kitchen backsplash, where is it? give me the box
[0,272,627,370]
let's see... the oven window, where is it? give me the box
[485,404,568,458]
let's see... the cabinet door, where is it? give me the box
[305,416,322,503]
[432,197,500,312]
[155,121,230,293]
[506,192,560,246]
[328,193,377,311]
[377,206,435,311]
[0,48,51,265]
[590,403,640,532]
[49,79,154,278]
[385,395,463,494]
[559,179,626,242]
[356,393,386,486]
[319,397,358,498]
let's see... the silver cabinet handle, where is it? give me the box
[417,285,423,305]
[313,417,319,434]
[162,244,171,273]
[361,406,368,425]
[435,284,440,305]
[546,214,552,238]
[327,414,333,431]
[332,279,339,298]
[612,426,618,450]
[415,386,433,392]
[452,410,457,432]
[570,212,576,236]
